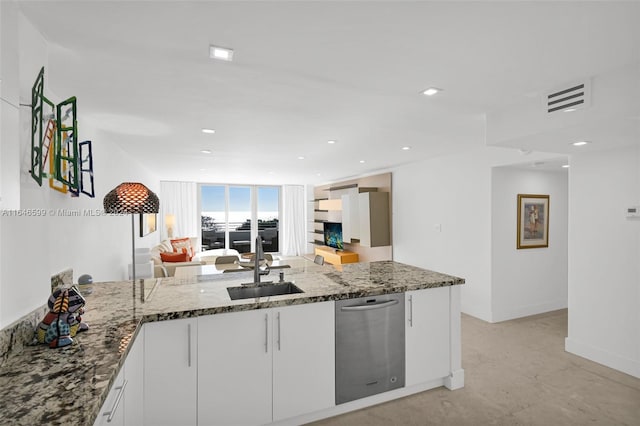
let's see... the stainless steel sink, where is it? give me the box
[227,282,304,300]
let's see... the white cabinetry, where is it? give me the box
[198,309,272,425]
[342,191,390,247]
[359,192,390,247]
[95,366,125,426]
[197,302,335,425]
[144,318,197,426]
[405,287,451,386]
[272,301,335,421]
[341,193,359,242]
[94,328,144,426]
[124,327,144,426]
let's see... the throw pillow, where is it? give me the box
[170,237,193,260]
[160,252,189,263]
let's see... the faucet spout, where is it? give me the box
[254,236,264,284]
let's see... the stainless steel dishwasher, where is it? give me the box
[335,293,405,404]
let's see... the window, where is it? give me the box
[200,184,280,254]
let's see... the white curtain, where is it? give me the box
[160,181,198,242]
[281,185,306,256]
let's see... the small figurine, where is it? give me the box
[36,285,89,348]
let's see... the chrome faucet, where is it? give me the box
[253,236,270,285]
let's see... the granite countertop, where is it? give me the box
[0,260,464,426]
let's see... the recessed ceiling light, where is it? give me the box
[571,141,590,146]
[359,160,365,164]
[422,87,442,96]
[209,45,234,61]
[200,149,212,154]
[201,128,216,134]
[402,146,411,150]
[562,164,570,168]
[298,156,305,160]
[327,140,336,144]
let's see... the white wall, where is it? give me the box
[0,8,160,328]
[1,0,20,209]
[44,122,160,283]
[491,167,568,322]
[565,146,640,378]
[393,146,567,322]
[0,6,51,329]
[393,147,494,321]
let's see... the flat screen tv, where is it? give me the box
[323,221,344,250]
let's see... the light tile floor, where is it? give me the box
[311,309,640,425]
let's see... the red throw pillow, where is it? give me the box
[160,251,189,263]
[170,238,193,261]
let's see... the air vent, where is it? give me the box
[546,80,590,113]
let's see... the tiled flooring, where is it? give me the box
[311,309,640,425]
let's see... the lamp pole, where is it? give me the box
[131,214,136,282]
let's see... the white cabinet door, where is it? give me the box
[198,310,272,426]
[273,301,335,421]
[341,193,359,242]
[405,287,451,387]
[124,327,144,426]
[94,367,125,426]
[144,318,197,426]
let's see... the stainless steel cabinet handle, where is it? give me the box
[264,313,268,353]
[341,299,399,311]
[277,312,281,351]
[187,323,192,367]
[103,380,128,422]
[409,295,414,327]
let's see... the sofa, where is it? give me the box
[150,237,241,277]
[150,237,202,277]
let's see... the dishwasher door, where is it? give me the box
[335,293,405,404]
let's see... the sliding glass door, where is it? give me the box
[228,186,251,253]
[200,184,280,254]
[257,187,280,253]
[201,185,225,250]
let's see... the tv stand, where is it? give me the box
[315,246,359,266]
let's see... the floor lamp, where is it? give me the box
[103,182,160,282]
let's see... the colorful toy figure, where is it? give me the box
[36,286,89,348]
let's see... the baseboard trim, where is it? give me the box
[444,368,465,390]
[565,337,640,379]
[491,299,567,323]
[271,378,451,426]
[460,305,492,323]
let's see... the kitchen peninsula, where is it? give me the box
[0,260,465,426]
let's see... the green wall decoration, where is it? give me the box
[29,66,95,198]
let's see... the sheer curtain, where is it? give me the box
[281,185,306,256]
[160,181,198,242]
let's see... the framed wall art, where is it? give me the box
[517,194,549,249]
[140,213,157,237]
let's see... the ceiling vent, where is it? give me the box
[546,80,590,113]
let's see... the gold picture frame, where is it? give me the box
[140,213,157,237]
[517,194,549,249]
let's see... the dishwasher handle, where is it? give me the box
[340,299,399,311]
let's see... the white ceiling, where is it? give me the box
[18,1,640,185]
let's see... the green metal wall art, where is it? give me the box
[30,67,94,198]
